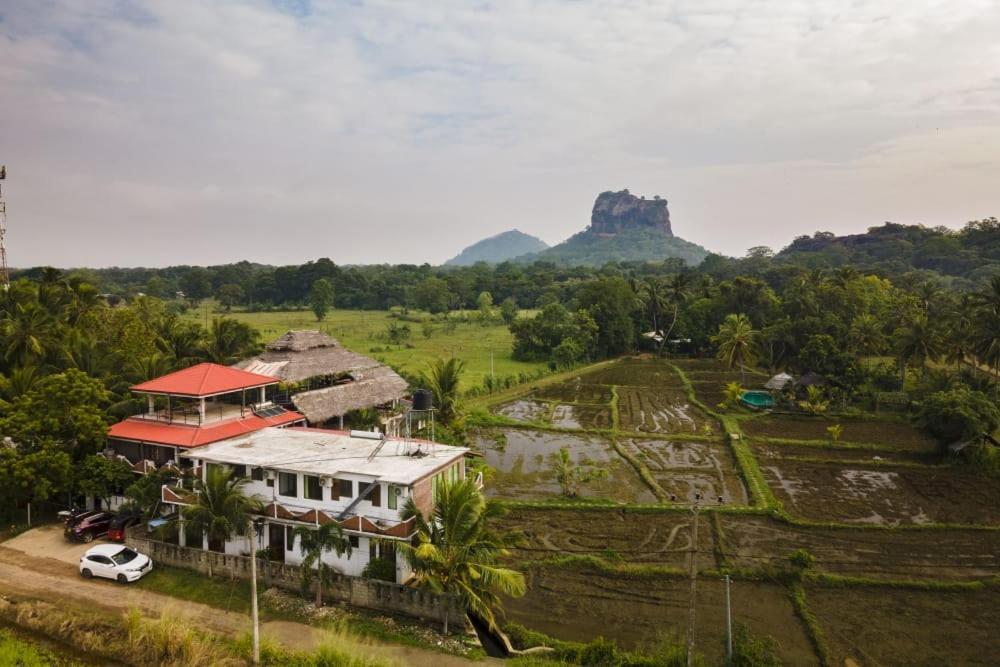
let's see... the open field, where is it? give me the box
[505,567,817,665]
[478,356,999,661]
[185,306,547,386]
[807,585,1000,666]
[742,415,939,452]
[474,429,656,503]
[763,460,1000,525]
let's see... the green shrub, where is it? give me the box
[732,623,782,667]
[361,558,396,582]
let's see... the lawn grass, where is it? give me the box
[186,305,547,389]
[135,565,254,615]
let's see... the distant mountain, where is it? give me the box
[519,189,710,267]
[445,229,549,266]
[774,220,1000,283]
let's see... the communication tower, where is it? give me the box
[0,165,8,290]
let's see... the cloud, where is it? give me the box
[0,0,998,267]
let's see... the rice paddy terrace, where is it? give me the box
[472,357,1000,666]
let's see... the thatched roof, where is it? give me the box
[291,366,409,423]
[765,373,793,391]
[235,330,408,422]
[794,372,829,388]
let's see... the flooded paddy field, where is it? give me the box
[720,516,1000,579]
[505,568,816,665]
[495,398,551,423]
[549,404,612,430]
[620,438,747,504]
[617,386,719,434]
[806,585,1000,666]
[752,440,934,465]
[475,429,656,503]
[763,460,1000,525]
[743,416,939,451]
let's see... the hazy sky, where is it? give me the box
[2,1,999,268]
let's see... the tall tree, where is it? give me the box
[182,467,262,571]
[201,318,261,364]
[308,278,335,322]
[418,358,466,424]
[293,523,352,607]
[894,314,944,383]
[399,478,525,634]
[712,314,760,384]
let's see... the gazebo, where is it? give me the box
[764,373,794,391]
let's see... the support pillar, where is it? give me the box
[198,398,206,423]
[178,518,187,547]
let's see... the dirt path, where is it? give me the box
[0,541,481,666]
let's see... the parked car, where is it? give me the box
[107,515,141,542]
[64,512,113,543]
[79,544,152,583]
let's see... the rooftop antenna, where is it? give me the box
[0,165,8,290]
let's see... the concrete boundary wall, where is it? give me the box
[127,530,461,627]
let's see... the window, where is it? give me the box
[278,472,298,497]
[285,525,295,551]
[251,467,264,481]
[388,485,398,510]
[230,464,247,479]
[338,479,353,498]
[369,483,381,508]
[349,535,359,549]
[304,475,323,501]
[89,555,112,565]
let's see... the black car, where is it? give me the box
[65,512,113,543]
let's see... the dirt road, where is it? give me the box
[0,527,482,666]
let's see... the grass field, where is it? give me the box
[187,304,547,389]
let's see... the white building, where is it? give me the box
[161,427,470,583]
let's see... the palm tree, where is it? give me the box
[398,478,525,634]
[971,310,1000,381]
[971,276,1000,316]
[156,317,204,366]
[4,303,53,366]
[418,357,465,424]
[182,467,263,576]
[848,314,885,370]
[293,523,352,607]
[712,313,760,384]
[660,272,693,352]
[201,317,261,364]
[894,314,944,384]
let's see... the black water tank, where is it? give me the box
[412,389,433,411]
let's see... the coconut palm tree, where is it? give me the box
[848,314,886,370]
[971,310,1000,381]
[398,477,525,635]
[894,314,944,384]
[418,357,465,424]
[182,467,263,576]
[293,522,352,607]
[660,272,693,351]
[201,317,261,364]
[971,276,1000,316]
[4,303,53,366]
[712,313,760,384]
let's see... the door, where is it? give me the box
[87,554,114,579]
[268,524,285,563]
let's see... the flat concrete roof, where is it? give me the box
[185,427,467,486]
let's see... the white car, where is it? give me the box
[79,544,153,583]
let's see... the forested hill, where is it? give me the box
[772,220,999,284]
[445,229,548,266]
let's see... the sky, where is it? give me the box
[2,0,999,268]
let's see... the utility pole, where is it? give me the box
[249,519,260,665]
[725,573,733,666]
[686,495,701,667]
[0,164,10,290]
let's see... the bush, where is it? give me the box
[732,623,782,667]
[914,387,1000,444]
[361,558,396,582]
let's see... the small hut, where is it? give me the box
[235,331,408,432]
[792,372,829,399]
[764,373,794,392]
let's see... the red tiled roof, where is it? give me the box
[107,410,304,449]
[130,363,278,397]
